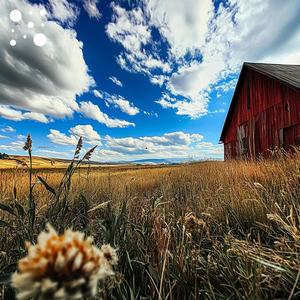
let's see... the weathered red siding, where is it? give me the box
[223,69,300,159]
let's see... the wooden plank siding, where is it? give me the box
[222,69,300,160]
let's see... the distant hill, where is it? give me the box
[0,155,104,169]
[0,154,211,169]
[128,158,182,165]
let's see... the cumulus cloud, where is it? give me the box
[1,126,16,133]
[109,76,123,87]
[0,106,49,123]
[107,96,139,115]
[37,149,70,157]
[0,139,24,151]
[48,129,78,146]
[49,0,79,25]
[48,124,101,146]
[107,0,300,118]
[105,131,203,155]
[79,101,135,128]
[93,89,104,99]
[155,94,208,119]
[159,0,300,116]
[0,0,94,123]
[83,0,101,20]
[94,89,140,116]
[47,127,221,161]
[146,0,213,58]
[149,75,168,86]
[106,4,171,76]
[69,124,101,144]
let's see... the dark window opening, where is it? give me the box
[241,137,248,156]
[280,124,300,151]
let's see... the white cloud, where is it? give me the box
[155,94,208,119]
[79,101,135,128]
[109,76,123,87]
[216,77,238,93]
[93,89,104,99]
[196,142,224,156]
[106,4,171,76]
[46,127,221,161]
[48,129,78,146]
[48,124,101,146]
[69,124,101,145]
[106,5,151,53]
[0,135,7,139]
[106,96,140,116]
[0,106,49,123]
[162,0,300,116]
[37,149,70,157]
[146,0,214,58]
[94,90,140,116]
[142,131,203,146]
[1,126,15,133]
[0,140,24,151]
[107,0,300,119]
[83,0,101,20]
[105,131,203,155]
[149,75,168,86]
[0,0,94,122]
[143,111,158,118]
[49,0,79,25]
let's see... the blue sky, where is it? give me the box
[0,0,300,162]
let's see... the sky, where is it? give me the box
[0,0,300,162]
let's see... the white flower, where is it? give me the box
[12,224,117,300]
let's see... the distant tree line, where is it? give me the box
[0,153,9,159]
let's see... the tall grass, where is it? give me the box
[1,138,300,299]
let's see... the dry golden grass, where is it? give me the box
[1,150,300,299]
[0,155,69,169]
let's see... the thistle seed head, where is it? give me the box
[12,224,117,300]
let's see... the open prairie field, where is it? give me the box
[0,156,71,169]
[1,152,300,299]
[0,155,137,170]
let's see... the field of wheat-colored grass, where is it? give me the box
[1,146,300,299]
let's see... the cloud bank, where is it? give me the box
[0,0,93,122]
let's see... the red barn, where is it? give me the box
[219,63,300,160]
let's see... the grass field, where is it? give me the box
[1,145,300,299]
[0,155,70,169]
[0,155,121,169]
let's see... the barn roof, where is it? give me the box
[219,62,300,142]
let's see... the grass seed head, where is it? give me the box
[23,134,32,152]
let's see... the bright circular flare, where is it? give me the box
[27,22,34,28]
[33,33,47,47]
[11,29,15,33]
[10,10,22,22]
[10,40,16,46]
[23,35,27,39]
[40,9,47,17]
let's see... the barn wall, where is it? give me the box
[223,69,300,159]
